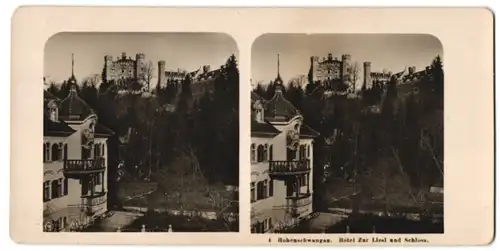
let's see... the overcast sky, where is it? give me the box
[44,32,238,86]
[252,34,443,89]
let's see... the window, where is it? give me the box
[307,145,310,158]
[53,219,60,232]
[263,180,269,198]
[44,143,50,162]
[62,217,67,230]
[263,218,270,232]
[50,179,63,199]
[269,179,274,197]
[251,144,256,162]
[299,145,306,160]
[263,144,268,161]
[63,178,68,196]
[101,144,105,156]
[43,143,47,162]
[51,180,62,199]
[94,144,101,158]
[250,182,256,202]
[82,145,91,160]
[257,145,265,162]
[301,175,307,187]
[269,145,273,161]
[43,181,51,202]
[63,144,68,160]
[51,144,59,161]
[94,173,102,185]
[256,181,264,200]
[58,143,63,160]
[49,108,58,121]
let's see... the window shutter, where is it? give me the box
[269,179,274,197]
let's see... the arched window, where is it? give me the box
[251,144,256,162]
[58,143,63,160]
[51,144,60,161]
[299,145,306,160]
[257,145,264,162]
[263,144,268,161]
[269,145,273,161]
[94,144,101,158]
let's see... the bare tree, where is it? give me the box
[142,61,155,92]
[83,74,101,88]
[288,74,307,89]
[349,62,361,91]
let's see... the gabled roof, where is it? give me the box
[251,91,262,102]
[251,119,280,137]
[44,90,58,101]
[300,124,320,138]
[95,123,115,137]
[44,116,76,137]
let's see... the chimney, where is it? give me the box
[121,52,126,59]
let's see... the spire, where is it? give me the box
[274,54,283,90]
[277,54,281,78]
[71,53,75,78]
[68,53,77,92]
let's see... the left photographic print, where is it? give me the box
[42,32,240,232]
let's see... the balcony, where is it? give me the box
[64,157,106,176]
[285,193,312,217]
[268,160,310,177]
[81,192,107,216]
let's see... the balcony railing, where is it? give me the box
[285,193,312,216]
[269,160,310,176]
[64,157,106,174]
[81,192,107,216]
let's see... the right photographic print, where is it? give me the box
[250,34,444,234]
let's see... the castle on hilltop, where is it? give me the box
[309,53,434,96]
[309,53,353,92]
[102,52,228,99]
[103,52,149,91]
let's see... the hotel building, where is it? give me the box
[43,56,114,231]
[250,56,320,233]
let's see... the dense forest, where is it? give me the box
[45,54,240,199]
[253,55,444,212]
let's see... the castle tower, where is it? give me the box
[408,66,416,75]
[309,56,319,83]
[341,54,351,86]
[104,55,113,83]
[135,53,146,80]
[363,62,371,90]
[158,60,166,87]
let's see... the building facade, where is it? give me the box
[157,61,226,101]
[103,52,148,91]
[309,53,352,92]
[251,57,319,233]
[43,57,114,232]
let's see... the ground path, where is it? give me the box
[97,210,144,232]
